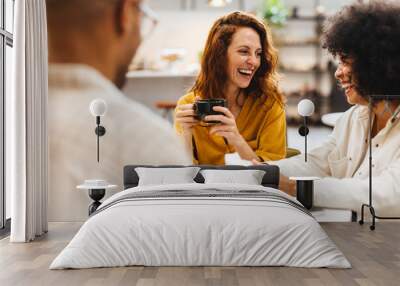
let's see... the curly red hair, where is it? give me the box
[191,11,283,105]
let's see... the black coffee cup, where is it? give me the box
[194,98,227,124]
[290,177,318,210]
[296,180,314,210]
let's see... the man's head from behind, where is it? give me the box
[46,0,142,88]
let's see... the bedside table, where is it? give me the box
[77,180,117,215]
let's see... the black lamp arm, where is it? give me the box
[304,116,308,162]
[298,116,310,162]
[94,116,106,162]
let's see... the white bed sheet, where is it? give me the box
[50,183,350,269]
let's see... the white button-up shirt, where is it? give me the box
[273,104,400,216]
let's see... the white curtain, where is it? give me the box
[8,0,48,242]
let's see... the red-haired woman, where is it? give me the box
[175,11,286,165]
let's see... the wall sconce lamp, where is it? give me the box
[289,99,317,210]
[89,99,107,162]
[298,99,315,162]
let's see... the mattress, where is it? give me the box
[50,183,351,269]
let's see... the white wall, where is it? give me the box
[133,10,228,70]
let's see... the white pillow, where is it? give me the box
[135,167,200,186]
[200,169,266,185]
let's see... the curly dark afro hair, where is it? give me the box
[321,1,400,97]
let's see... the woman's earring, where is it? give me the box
[384,100,391,114]
[379,100,391,116]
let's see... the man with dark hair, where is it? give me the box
[47,0,190,221]
[269,0,400,217]
[47,0,141,89]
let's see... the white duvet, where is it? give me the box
[50,183,350,269]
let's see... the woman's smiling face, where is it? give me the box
[335,56,368,105]
[226,27,262,92]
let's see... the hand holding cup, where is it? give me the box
[175,97,201,132]
[206,105,244,147]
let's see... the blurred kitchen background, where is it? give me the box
[124,0,356,151]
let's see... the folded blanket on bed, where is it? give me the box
[50,183,351,269]
[92,188,312,218]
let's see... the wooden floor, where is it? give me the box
[0,222,399,286]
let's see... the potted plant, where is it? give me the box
[261,0,288,27]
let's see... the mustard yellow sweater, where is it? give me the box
[175,92,286,165]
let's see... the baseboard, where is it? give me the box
[312,208,357,222]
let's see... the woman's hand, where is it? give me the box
[252,160,295,196]
[252,159,265,165]
[206,106,245,147]
[175,103,199,133]
[279,175,296,197]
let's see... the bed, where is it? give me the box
[50,165,350,269]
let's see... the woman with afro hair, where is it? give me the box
[271,0,400,217]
